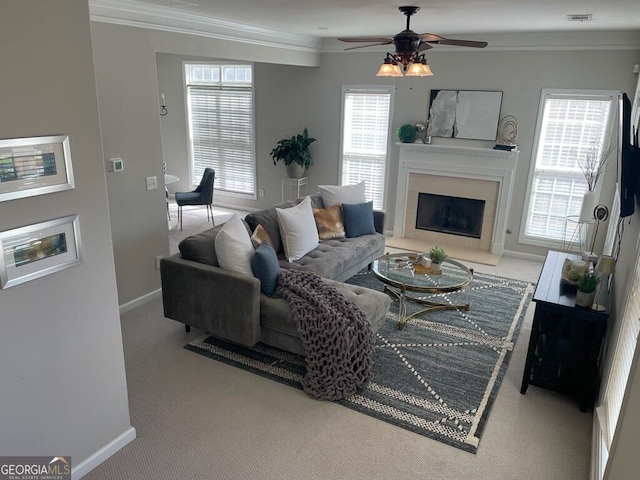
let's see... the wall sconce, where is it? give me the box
[160,93,168,116]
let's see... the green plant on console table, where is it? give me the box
[578,272,599,293]
[397,123,416,143]
[270,128,317,168]
[429,245,448,264]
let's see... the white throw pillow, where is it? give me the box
[276,196,319,262]
[214,215,255,276]
[319,181,366,208]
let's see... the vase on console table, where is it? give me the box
[579,190,598,222]
[575,290,595,308]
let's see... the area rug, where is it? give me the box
[185,270,534,453]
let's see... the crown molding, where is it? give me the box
[89,0,321,52]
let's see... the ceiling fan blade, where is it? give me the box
[344,42,393,51]
[420,33,488,48]
[418,42,434,51]
[434,38,488,48]
[419,33,444,42]
[343,42,393,51]
[338,37,394,43]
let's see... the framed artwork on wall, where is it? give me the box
[0,135,75,203]
[427,90,503,141]
[0,215,83,289]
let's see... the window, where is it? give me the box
[340,86,394,210]
[184,63,255,197]
[595,244,640,476]
[521,89,615,246]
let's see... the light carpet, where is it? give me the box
[186,269,534,453]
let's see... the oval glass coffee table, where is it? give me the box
[372,253,474,330]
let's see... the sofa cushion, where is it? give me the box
[215,215,255,276]
[313,203,346,240]
[276,196,319,262]
[178,225,223,267]
[245,201,296,254]
[260,278,390,339]
[342,201,376,238]
[319,181,366,208]
[281,233,384,281]
[251,241,280,296]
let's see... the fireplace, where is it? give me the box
[394,144,518,255]
[416,193,485,239]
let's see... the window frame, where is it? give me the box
[338,85,395,213]
[519,88,618,249]
[182,61,257,200]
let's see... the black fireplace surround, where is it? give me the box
[415,192,485,239]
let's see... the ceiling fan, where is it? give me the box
[338,6,488,77]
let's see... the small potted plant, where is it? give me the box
[576,272,599,307]
[396,123,416,143]
[270,128,316,179]
[429,245,447,273]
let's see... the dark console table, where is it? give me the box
[520,250,609,412]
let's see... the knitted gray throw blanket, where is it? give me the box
[277,269,374,401]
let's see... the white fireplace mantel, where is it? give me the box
[394,143,519,255]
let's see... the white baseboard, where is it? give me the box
[119,288,161,314]
[72,426,136,479]
[502,249,546,262]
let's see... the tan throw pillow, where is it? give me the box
[250,224,274,249]
[313,204,346,240]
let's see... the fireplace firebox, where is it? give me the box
[416,193,485,239]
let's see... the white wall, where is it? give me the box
[0,0,133,473]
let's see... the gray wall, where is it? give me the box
[0,0,132,469]
[158,48,640,257]
[91,23,319,305]
[91,23,170,306]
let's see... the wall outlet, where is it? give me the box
[146,176,158,191]
[155,255,162,269]
[259,188,265,197]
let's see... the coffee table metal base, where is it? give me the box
[384,285,470,330]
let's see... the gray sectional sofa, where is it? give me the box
[160,193,391,355]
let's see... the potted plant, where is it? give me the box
[270,128,316,179]
[576,272,599,307]
[397,123,416,143]
[429,245,447,273]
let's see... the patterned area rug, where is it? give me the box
[186,270,534,453]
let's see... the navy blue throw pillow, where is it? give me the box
[342,201,376,238]
[251,241,280,296]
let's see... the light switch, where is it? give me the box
[146,176,158,191]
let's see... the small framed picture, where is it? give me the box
[0,135,75,202]
[0,215,83,289]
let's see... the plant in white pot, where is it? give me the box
[270,128,316,179]
[576,272,599,307]
[428,245,447,273]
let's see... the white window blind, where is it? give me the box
[597,249,640,456]
[523,91,613,243]
[341,87,393,210]
[185,64,255,196]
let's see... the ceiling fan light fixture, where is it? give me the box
[405,59,433,77]
[376,56,403,77]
